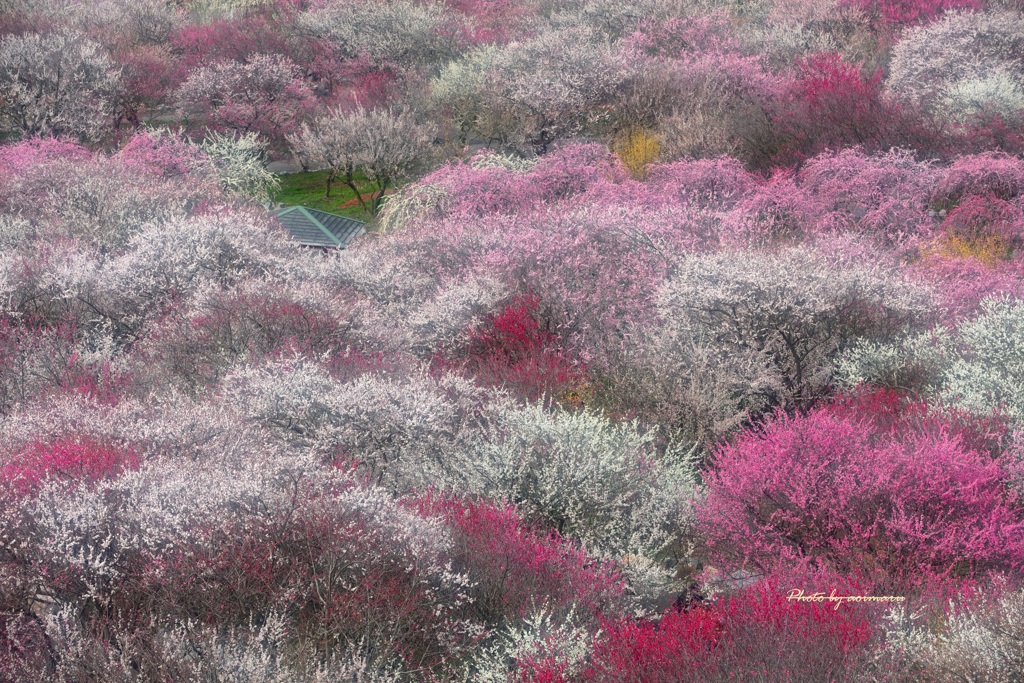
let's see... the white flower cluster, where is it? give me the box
[884,583,1024,683]
[0,30,121,140]
[836,295,1024,424]
[466,608,593,683]
[638,246,934,441]
[888,10,1024,123]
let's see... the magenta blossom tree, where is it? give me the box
[698,396,1024,591]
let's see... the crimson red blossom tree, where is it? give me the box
[578,579,880,683]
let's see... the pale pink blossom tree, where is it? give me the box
[175,53,316,146]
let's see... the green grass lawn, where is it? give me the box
[272,169,393,222]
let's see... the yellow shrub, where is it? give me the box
[614,129,660,179]
[926,232,1014,267]
[558,383,594,410]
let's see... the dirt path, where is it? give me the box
[339,188,398,208]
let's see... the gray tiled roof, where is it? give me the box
[274,206,366,248]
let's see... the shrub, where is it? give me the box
[199,130,281,200]
[451,401,699,598]
[115,127,212,181]
[884,579,1024,683]
[116,128,278,200]
[942,295,1024,422]
[467,607,594,683]
[911,255,1024,323]
[378,144,617,224]
[430,27,625,153]
[219,359,492,490]
[98,208,295,329]
[171,14,296,74]
[716,171,818,247]
[797,146,938,245]
[439,294,586,404]
[930,151,1024,210]
[6,435,480,677]
[833,328,954,395]
[612,129,660,179]
[925,195,1024,266]
[491,205,716,372]
[643,156,758,209]
[0,137,91,175]
[836,294,1024,423]
[416,496,624,625]
[142,280,351,390]
[772,52,906,163]
[648,51,780,165]
[152,485,475,667]
[297,0,461,71]
[581,603,720,683]
[174,53,316,146]
[2,152,211,252]
[221,355,695,603]
[0,323,124,414]
[158,614,407,683]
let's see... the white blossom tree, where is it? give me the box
[0,31,122,140]
[288,105,434,213]
[296,0,460,71]
[431,26,626,153]
[200,130,280,201]
[888,10,1024,122]
[835,295,1024,424]
[884,583,1024,682]
[632,247,936,445]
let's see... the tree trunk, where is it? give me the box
[371,176,391,215]
[344,169,369,214]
